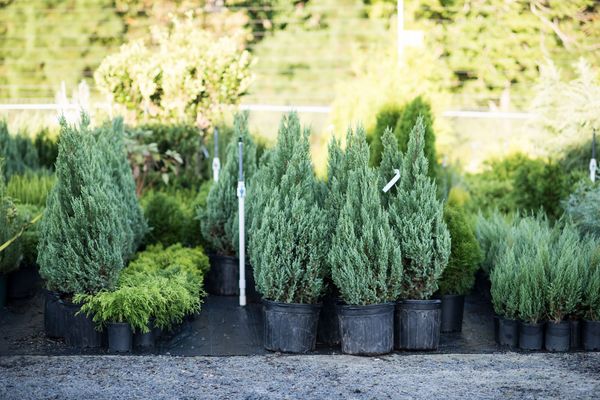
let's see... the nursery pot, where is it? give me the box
[545,321,570,352]
[263,300,321,353]
[108,322,133,353]
[206,255,259,300]
[582,320,600,351]
[395,299,442,351]
[440,294,465,333]
[134,329,155,349]
[44,290,63,338]
[0,274,6,309]
[7,264,41,300]
[498,317,519,349]
[570,319,582,350]
[519,321,544,351]
[62,301,103,348]
[317,293,340,347]
[338,303,394,355]
[493,315,500,345]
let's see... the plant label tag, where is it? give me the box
[382,169,401,193]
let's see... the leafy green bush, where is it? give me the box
[200,113,257,256]
[249,113,327,304]
[0,164,22,275]
[38,117,125,294]
[142,191,189,247]
[33,128,59,170]
[438,188,482,296]
[384,116,450,300]
[15,204,43,269]
[7,171,55,207]
[328,127,403,305]
[475,210,513,275]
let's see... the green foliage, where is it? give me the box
[378,127,403,208]
[582,250,600,321]
[7,171,55,207]
[200,113,257,256]
[95,119,147,259]
[0,164,22,275]
[475,210,512,275]
[564,180,600,239]
[37,117,125,294]
[33,129,59,170]
[95,14,252,125]
[385,117,450,300]
[368,104,401,166]
[546,222,586,322]
[249,113,327,304]
[15,204,42,269]
[438,188,482,296]
[142,191,188,247]
[328,127,403,305]
[394,97,437,179]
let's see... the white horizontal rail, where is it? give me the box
[0,103,536,120]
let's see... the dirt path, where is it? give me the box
[1,352,598,399]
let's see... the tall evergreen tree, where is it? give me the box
[38,116,125,294]
[387,116,450,300]
[95,118,147,260]
[378,127,403,208]
[328,127,403,305]
[249,113,326,303]
[201,112,257,256]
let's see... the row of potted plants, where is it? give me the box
[489,214,600,352]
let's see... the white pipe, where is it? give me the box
[237,138,246,307]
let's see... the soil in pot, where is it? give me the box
[570,319,582,350]
[395,300,442,351]
[545,321,570,352]
[62,301,103,348]
[582,320,600,351]
[7,264,41,300]
[440,294,465,333]
[498,317,519,349]
[519,321,544,351]
[0,274,6,309]
[44,290,63,338]
[339,303,394,355]
[263,300,321,353]
[317,293,340,347]
[108,322,133,353]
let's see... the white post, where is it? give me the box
[237,138,247,306]
[212,127,221,182]
[397,0,404,59]
[591,129,597,183]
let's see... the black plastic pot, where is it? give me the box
[582,320,600,351]
[134,329,155,349]
[0,274,6,309]
[498,317,519,349]
[570,319,582,350]
[440,294,465,333]
[206,255,259,301]
[108,322,133,353]
[7,264,41,300]
[263,300,321,353]
[62,301,103,348]
[152,320,163,342]
[44,290,63,338]
[519,321,544,351]
[339,303,394,355]
[545,321,570,352]
[493,315,500,344]
[395,299,442,351]
[317,293,340,347]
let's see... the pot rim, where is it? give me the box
[438,293,465,300]
[519,320,545,328]
[263,299,322,309]
[108,321,133,328]
[398,299,442,305]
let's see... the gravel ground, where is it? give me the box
[1,352,598,399]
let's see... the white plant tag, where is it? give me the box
[382,169,401,193]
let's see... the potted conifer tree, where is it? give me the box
[380,119,450,351]
[545,222,584,352]
[328,127,403,355]
[438,187,482,333]
[248,113,326,353]
[582,244,600,351]
[0,163,22,309]
[38,116,128,348]
[200,113,257,296]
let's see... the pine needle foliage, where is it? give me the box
[201,112,257,256]
[475,210,513,275]
[95,118,147,260]
[582,243,600,321]
[328,127,403,305]
[378,127,403,208]
[38,116,125,294]
[439,188,482,296]
[386,116,450,300]
[249,113,326,304]
[0,162,22,275]
[368,104,401,166]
